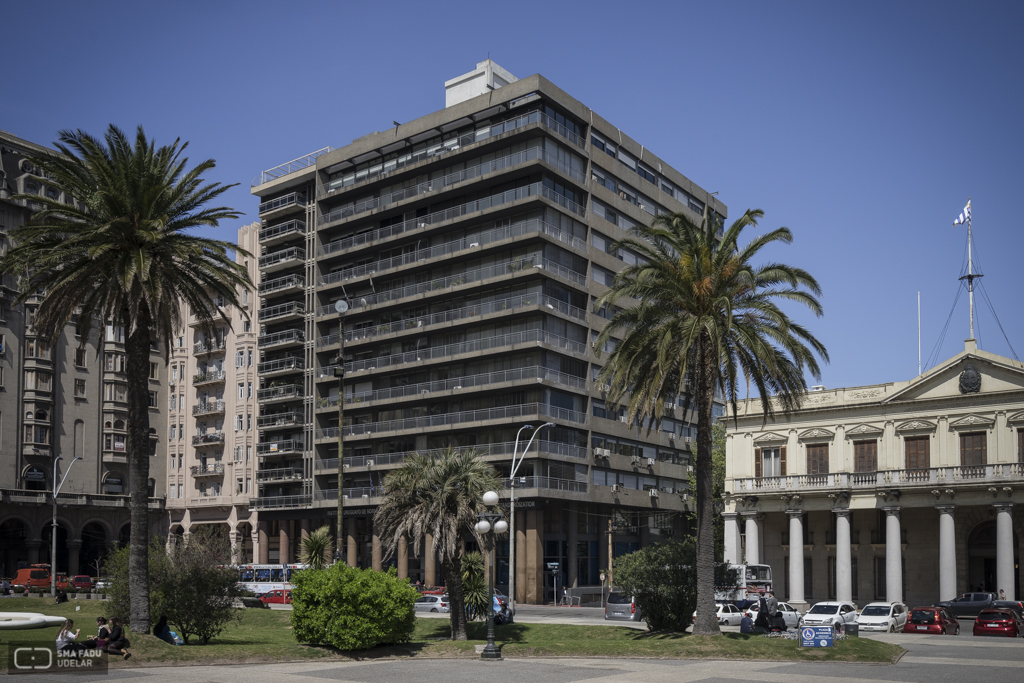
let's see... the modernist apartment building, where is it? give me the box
[250,61,724,602]
[0,130,168,578]
[724,339,1024,610]
[164,222,260,561]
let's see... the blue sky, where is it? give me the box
[3,0,1022,391]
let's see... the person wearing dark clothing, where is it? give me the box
[754,596,771,630]
[153,616,174,645]
[771,613,788,632]
[740,615,753,633]
[55,590,69,605]
[765,591,779,619]
[83,617,109,649]
[105,618,131,660]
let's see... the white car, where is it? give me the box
[692,603,745,626]
[744,601,803,628]
[857,601,908,632]
[414,595,450,613]
[798,601,859,634]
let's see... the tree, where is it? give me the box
[688,421,727,559]
[373,448,500,640]
[0,125,251,634]
[595,209,827,636]
[460,551,489,621]
[300,525,334,571]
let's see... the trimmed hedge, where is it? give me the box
[291,564,417,651]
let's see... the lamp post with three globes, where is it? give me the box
[475,490,507,659]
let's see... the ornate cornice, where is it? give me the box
[753,432,787,444]
[798,427,834,440]
[895,419,937,432]
[949,413,995,429]
[846,423,884,436]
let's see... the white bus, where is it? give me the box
[236,563,306,594]
[715,564,773,608]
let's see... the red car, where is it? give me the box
[259,589,292,605]
[974,608,1023,637]
[904,606,959,635]
[71,575,93,591]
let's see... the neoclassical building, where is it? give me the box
[724,339,1023,610]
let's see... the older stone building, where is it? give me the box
[724,339,1023,610]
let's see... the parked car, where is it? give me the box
[904,606,960,635]
[973,608,1024,637]
[606,593,643,621]
[93,577,112,591]
[70,575,92,592]
[259,589,292,605]
[743,602,802,628]
[992,600,1024,618]
[691,603,744,626]
[420,585,446,595]
[414,595,450,613]
[935,592,997,618]
[12,566,50,590]
[798,601,859,634]
[857,602,909,633]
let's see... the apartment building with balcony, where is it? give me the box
[250,61,725,602]
[0,130,167,578]
[164,222,261,561]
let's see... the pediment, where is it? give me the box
[798,427,834,441]
[846,423,883,436]
[753,432,787,444]
[895,419,937,432]
[1009,411,1024,425]
[948,413,995,429]
[883,351,1024,404]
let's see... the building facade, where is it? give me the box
[250,61,725,602]
[724,339,1024,610]
[0,130,167,578]
[165,222,260,561]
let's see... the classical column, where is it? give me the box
[66,539,82,576]
[744,513,760,565]
[26,539,41,565]
[397,533,409,580]
[371,524,382,571]
[788,511,805,607]
[258,521,270,564]
[935,505,957,601]
[279,521,291,564]
[994,503,1015,601]
[424,532,436,588]
[834,509,852,603]
[346,517,357,568]
[722,513,741,564]
[885,507,902,604]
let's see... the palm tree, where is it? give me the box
[299,525,334,571]
[373,448,500,640]
[0,125,251,634]
[595,209,828,636]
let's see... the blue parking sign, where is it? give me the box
[800,626,834,647]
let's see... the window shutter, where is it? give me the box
[981,433,987,464]
[754,448,762,478]
[780,447,787,475]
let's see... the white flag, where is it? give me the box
[953,199,971,226]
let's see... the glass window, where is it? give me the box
[761,448,781,477]
[906,436,930,470]
[806,443,828,475]
[960,432,986,467]
[74,379,86,397]
[853,440,877,472]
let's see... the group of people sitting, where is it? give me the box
[55,617,132,660]
[740,590,788,634]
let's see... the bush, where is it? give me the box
[291,563,417,651]
[460,551,488,621]
[614,539,736,632]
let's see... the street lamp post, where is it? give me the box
[475,490,507,660]
[507,422,553,613]
[51,455,83,597]
[333,300,349,563]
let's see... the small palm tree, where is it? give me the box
[300,525,334,571]
[374,448,500,640]
[460,551,488,621]
[0,125,251,634]
[596,209,828,636]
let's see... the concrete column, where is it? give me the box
[723,513,741,564]
[346,517,357,568]
[567,505,578,588]
[258,521,269,564]
[300,518,311,542]
[994,503,1015,601]
[834,510,852,603]
[371,525,382,571]
[525,509,543,604]
[424,533,436,588]
[66,540,82,575]
[26,539,41,565]
[885,507,902,604]
[937,505,957,601]
[743,513,760,565]
[397,534,409,580]
[788,511,805,608]
[515,516,527,604]
[279,521,291,564]
[228,527,241,565]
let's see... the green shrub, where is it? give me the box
[291,563,417,651]
[460,551,488,621]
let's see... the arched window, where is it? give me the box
[147,478,156,497]
[102,474,125,494]
[24,466,46,491]
[113,419,125,430]
[35,410,47,421]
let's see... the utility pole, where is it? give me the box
[333,300,349,562]
[607,517,613,591]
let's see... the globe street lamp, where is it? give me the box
[507,422,553,614]
[475,490,507,660]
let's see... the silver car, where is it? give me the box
[604,593,642,621]
[414,595,450,613]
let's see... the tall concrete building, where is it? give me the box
[249,61,725,602]
[0,130,167,578]
[164,222,260,561]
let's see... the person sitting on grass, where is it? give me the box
[770,612,788,632]
[153,615,175,645]
[56,619,85,657]
[105,617,131,660]
[82,617,110,649]
[740,613,753,634]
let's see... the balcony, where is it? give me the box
[193,340,227,356]
[731,463,1024,495]
[502,476,588,494]
[188,495,231,507]
[259,274,305,297]
[192,370,227,386]
[258,192,306,216]
[191,463,225,478]
[256,467,304,483]
[188,309,232,327]
[258,357,304,376]
[259,301,304,322]
[258,329,305,349]
[192,400,226,416]
[259,219,307,247]
[256,439,304,457]
[250,494,312,510]
[192,432,225,447]
[257,384,303,403]
[260,246,305,273]
[312,439,588,473]
[257,411,302,430]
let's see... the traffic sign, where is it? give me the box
[800,626,834,647]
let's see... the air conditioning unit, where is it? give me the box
[619,416,629,424]
[684,437,692,444]
[365,460,374,467]
[630,455,641,465]
[646,457,656,466]
[168,380,175,387]
[469,242,479,248]
[343,463,349,469]
[610,484,620,493]
[648,489,659,498]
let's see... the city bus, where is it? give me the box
[715,564,773,608]
[236,563,306,594]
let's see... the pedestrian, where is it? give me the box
[999,589,1006,600]
[753,592,771,633]
[153,615,174,645]
[1,579,9,596]
[765,590,778,619]
[56,619,85,657]
[105,617,131,660]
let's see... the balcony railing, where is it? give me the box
[259,274,305,296]
[259,302,305,321]
[257,384,303,402]
[258,147,332,185]
[258,192,306,215]
[191,463,224,477]
[259,246,306,269]
[256,439,305,456]
[319,328,587,376]
[502,476,588,494]
[733,463,1024,493]
[192,400,225,416]
[313,439,589,473]
[259,220,306,242]
[258,329,305,348]
[317,217,586,289]
[256,467,304,482]
[316,402,587,439]
[193,340,226,355]
[192,432,225,446]
[257,411,302,429]
[192,370,226,384]
[251,494,312,510]
[316,487,385,501]
[258,357,304,374]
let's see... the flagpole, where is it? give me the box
[968,199,974,340]
[917,291,921,375]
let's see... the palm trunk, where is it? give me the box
[126,307,152,634]
[443,555,468,640]
[692,332,721,636]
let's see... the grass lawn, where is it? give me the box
[2,598,902,666]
